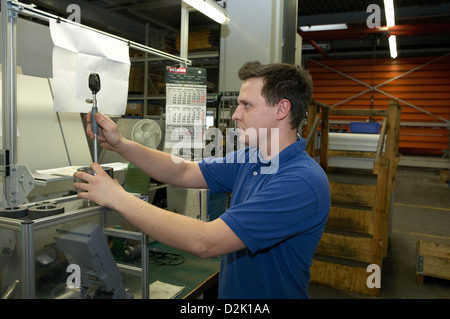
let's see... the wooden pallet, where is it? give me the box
[306,100,401,296]
[416,240,450,283]
[311,255,377,296]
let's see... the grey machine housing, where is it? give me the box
[54,223,132,299]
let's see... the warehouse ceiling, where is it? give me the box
[298,0,450,59]
[18,0,450,61]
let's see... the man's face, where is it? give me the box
[232,77,278,147]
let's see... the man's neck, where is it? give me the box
[258,130,298,161]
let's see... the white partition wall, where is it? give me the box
[219,0,299,92]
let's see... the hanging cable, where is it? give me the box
[369,35,379,122]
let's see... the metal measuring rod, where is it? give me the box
[86,73,101,163]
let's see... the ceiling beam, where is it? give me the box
[298,23,450,41]
[298,3,450,26]
[308,40,329,59]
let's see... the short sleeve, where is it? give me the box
[198,149,251,194]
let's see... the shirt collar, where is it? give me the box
[257,136,306,169]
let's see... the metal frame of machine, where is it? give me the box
[0,194,149,299]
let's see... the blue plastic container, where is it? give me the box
[350,122,380,134]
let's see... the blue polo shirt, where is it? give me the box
[198,138,330,299]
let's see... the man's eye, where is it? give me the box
[245,103,250,108]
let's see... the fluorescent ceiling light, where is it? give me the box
[384,0,396,27]
[300,24,348,32]
[389,35,398,58]
[384,0,397,58]
[183,0,230,25]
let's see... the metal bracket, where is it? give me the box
[8,164,35,205]
[7,1,18,18]
[8,10,17,18]
[0,147,35,205]
[416,254,424,274]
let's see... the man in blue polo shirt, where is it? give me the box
[74,61,330,299]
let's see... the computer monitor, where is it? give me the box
[54,223,132,299]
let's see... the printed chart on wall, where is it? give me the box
[164,67,207,155]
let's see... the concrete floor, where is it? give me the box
[308,167,450,299]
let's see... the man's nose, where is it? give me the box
[232,105,242,122]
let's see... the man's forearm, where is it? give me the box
[115,139,206,188]
[114,191,244,259]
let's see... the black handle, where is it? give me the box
[88,73,101,94]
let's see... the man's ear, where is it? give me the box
[276,99,291,120]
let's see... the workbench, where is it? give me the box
[146,242,220,299]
